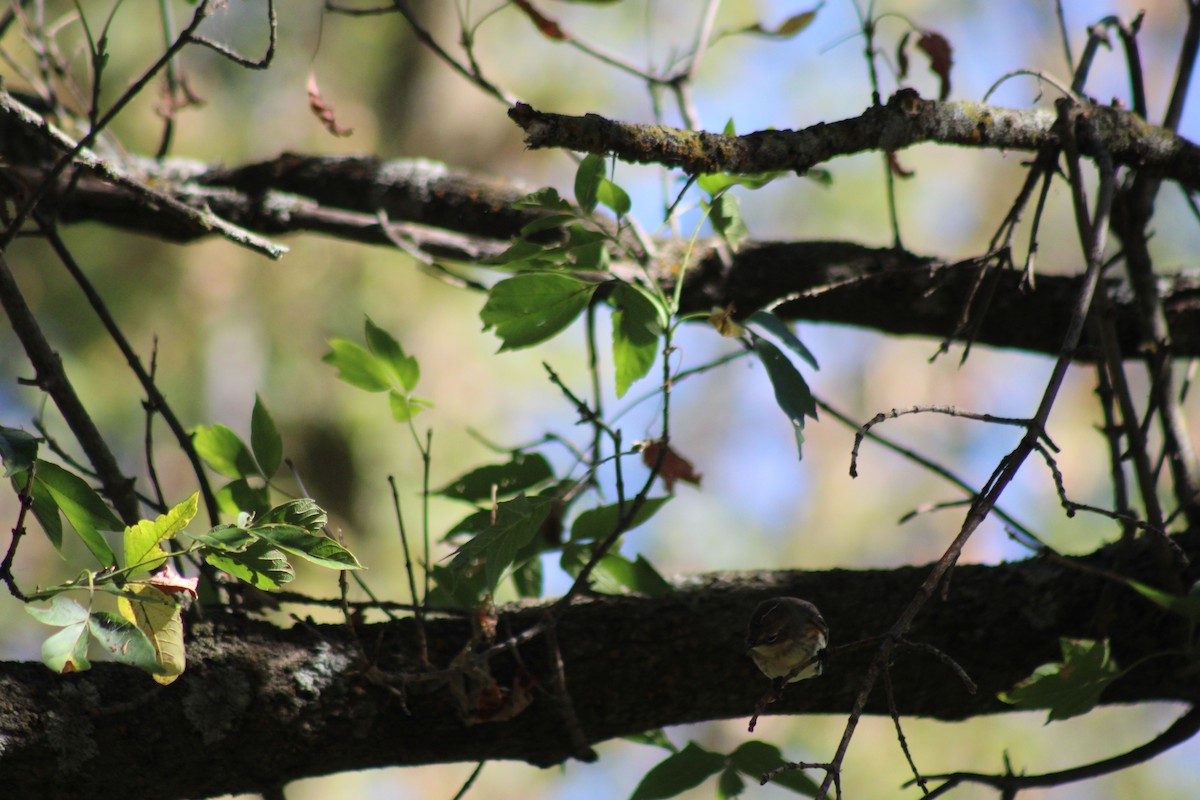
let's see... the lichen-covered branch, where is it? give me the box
[509,90,1200,191]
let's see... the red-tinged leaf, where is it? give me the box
[144,565,200,599]
[887,151,914,178]
[642,440,702,492]
[896,30,911,78]
[513,0,569,41]
[306,70,353,137]
[917,31,953,100]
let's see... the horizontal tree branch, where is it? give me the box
[2,532,1198,800]
[5,157,1200,362]
[508,90,1200,192]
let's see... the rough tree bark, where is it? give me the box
[3,86,1200,798]
[1,532,1197,800]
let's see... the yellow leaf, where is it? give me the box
[119,584,185,685]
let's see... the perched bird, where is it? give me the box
[746,597,829,683]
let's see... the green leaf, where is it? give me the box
[215,478,271,518]
[117,584,184,684]
[598,177,632,216]
[205,540,294,589]
[124,492,198,577]
[447,495,553,593]
[480,274,598,351]
[511,555,543,597]
[193,424,260,480]
[630,741,726,800]
[753,338,818,460]
[436,454,554,502]
[12,469,63,551]
[389,391,433,423]
[34,460,119,567]
[322,338,393,392]
[571,497,669,542]
[575,154,605,214]
[697,171,787,194]
[717,768,746,799]
[514,187,572,212]
[520,213,578,237]
[190,524,255,552]
[593,553,673,596]
[251,525,363,570]
[729,740,819,795]
[365,317,420,392]
[0,426,38,475]
[257,498,327,533]
[999,638,1122,723]
[735,5,822,39]
[625,729,677,752]
[426,562,489,608]
[88,610,166,676]
[251,395,283,478]
[745,310,819,369]
[1127,579,1200,621]
[27,596,92,674]
[708,193,748,250]
[612,285,662,398]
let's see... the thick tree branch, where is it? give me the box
[2,532,1198,800]
[5,158,1200,362]
[508,90,1200,192]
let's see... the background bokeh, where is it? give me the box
[2,1,1199,798]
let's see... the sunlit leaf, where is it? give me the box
[322,338,392,392]
[575,154,605,214]
[257,498,327,533]
[193,424,259,480]
[480,274,598,351]
[436,453,554,502]
[447,495,553,593]
[205,540,294,589]
[598,177,632,216]
[28,596,92,674]
[251,395,283,478]
[89,609,166,677]
[124,492,198,577]
[365,316,419,392]
[117,584,184,684]
[707,193,748,250]
[252,525,363,570]
[34,460,120,567]
[570,496,669,542]
[612,285,662,397]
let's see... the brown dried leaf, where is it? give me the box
[708,304,746,338]
[145,565,199,599]
[887,151,914,178]
[896,31,911,78]
[917,31,953,101]
[642,439,702,492]
[306,70,353,138]
[513,0,569,41]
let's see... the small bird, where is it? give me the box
[746,597,829,683]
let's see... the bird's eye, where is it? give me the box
[764,634,777,643]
